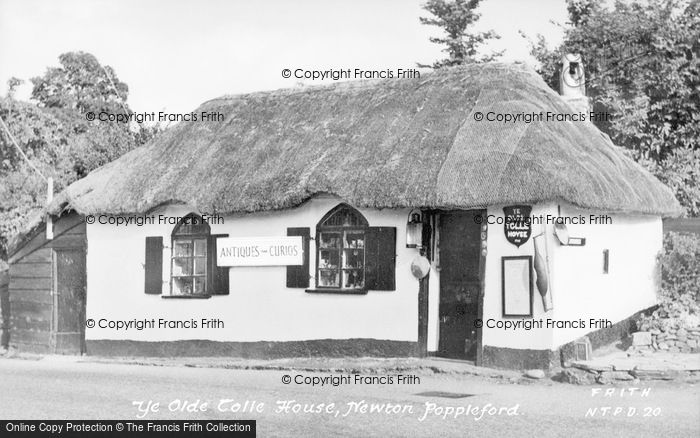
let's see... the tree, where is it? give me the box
[0,52,159,260]
[6,77,23,99]
[525,0,700,216]
[566,0,601,27]
[0,97,71,172]
[30,51,129,115]
[419,0,503,68]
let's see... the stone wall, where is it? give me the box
[652,326,700,353]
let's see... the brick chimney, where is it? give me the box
[559,53,589,114]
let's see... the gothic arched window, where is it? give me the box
[316,204,368,290]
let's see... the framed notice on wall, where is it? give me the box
[501,256,533,317]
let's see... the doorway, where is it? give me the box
[437,210,484,360]
[53,249,87,354]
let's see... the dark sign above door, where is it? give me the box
[503,205,532,247]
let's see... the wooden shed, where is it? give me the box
[7,213,86,354]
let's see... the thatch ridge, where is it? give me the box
[48,62,681,217]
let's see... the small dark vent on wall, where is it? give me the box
[603,249,609,274]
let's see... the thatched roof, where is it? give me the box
[51,63,681,216]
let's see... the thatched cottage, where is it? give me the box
[7,63,681,369]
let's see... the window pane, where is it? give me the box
[345,232,364,248]
[194,239,207,256]
[173,277,193,295]
[343,248,364,269]
[194,257,206,275]
[173,240,192,257]
[318,249,340,269]
[172,257,192,276]
[319,270,339,288]
[193,277,206,294]
[343,269,364,289]
[319,232,340,249]
[342,230,365,288]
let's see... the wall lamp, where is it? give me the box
[406,210,423,249]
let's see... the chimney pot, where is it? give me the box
[560,54,589,114]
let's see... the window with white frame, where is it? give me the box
[170,213,210,296]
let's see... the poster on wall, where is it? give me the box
[503,205,532,247]
[502,256,533,317]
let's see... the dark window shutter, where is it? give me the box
[366,227,396,291]
[208,234,229,295]
[144,236,163,294]
[286,227,310,288]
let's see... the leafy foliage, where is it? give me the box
[0,98,72,170]
[31,51,129,115]
[419,0,503,68]
[638,232,700,331]
[525,0,700,216]
[0,52,159,260]
[638,148,700,217]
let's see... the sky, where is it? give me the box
[0,0,567,115]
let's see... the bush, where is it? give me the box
[638,232,700,331]
[637,148,700,217]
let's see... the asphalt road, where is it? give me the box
[0,357,698,437]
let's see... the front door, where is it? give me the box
[438,211,483,360]
[53,249,86,354]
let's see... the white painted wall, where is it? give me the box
[481,204,557,350]
[480,202,661,352]
[549,205,661,348]
[85,196,662,353]
[426,262,440,352]
[85,196,422,343]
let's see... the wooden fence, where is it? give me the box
[663,218,700,234]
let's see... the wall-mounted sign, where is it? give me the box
[502,256,533,317]
[503,205,532,247]
[217,236,303,266]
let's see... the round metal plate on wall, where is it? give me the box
[410,255,431,279]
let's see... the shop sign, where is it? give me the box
[503,205,532,247]
[217,236,303,266]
